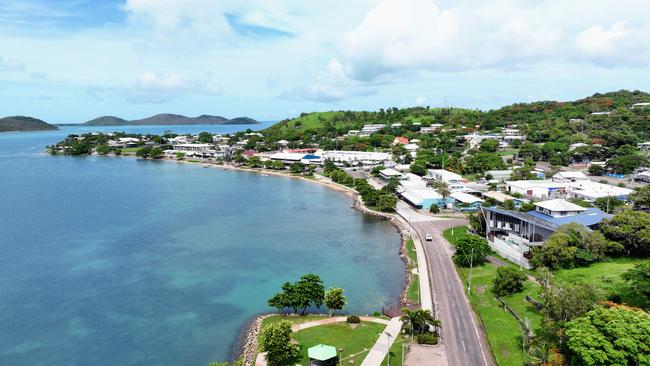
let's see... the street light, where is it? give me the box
[384,331,393,366]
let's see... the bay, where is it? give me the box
[0,124,404,365]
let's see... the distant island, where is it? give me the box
[0,116,58,132]
[73,114,259,126]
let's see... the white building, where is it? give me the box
[567,181,633,201]
[534,199,587,217]
[485,170,513,182]
[360,124,386,136]
[173,143,213,153]
[321,151,392,165]
[569,142,589,151]
[552,171,589,183]
[428,169,464,183]
[632,102,650,109]
[506,180,569,198]
[591,111,612,116]
[379,168,404,180]
[638,142,650,152]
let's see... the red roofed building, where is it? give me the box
[393,137,409,145]
[242,150,257,157]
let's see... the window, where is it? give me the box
[560,211,567,216]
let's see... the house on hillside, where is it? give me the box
[482,199,611,268]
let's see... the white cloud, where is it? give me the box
[415,96,426,106]
[339,0,650,80]
[574,21,650,67]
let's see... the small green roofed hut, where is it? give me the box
[307,344,338,366]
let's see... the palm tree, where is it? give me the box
[413,309,442,335]
[400,308,418,340]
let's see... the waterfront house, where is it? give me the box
[482,199,611,268]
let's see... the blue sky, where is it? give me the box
[1,0,650,123]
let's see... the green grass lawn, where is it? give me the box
[442,225,470,246]
[118,147,139,154]
[552,257,650,308]
[292,322,386,366]
[404,237,420,304]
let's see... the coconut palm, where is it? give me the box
[400,308,419,340]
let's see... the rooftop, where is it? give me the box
[534,199,587,212]
[506,180,567,189]
[451,191,484,204]
[308,344,337,361]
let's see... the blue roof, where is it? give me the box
[526,208,611,228]
[302,154,321,160]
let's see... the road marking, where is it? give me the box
[461,340,466,351]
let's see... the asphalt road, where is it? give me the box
[411,218,493,366]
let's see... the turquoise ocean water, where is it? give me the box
[0,124,404,365]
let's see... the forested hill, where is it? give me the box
[0,116,58,132]
[263,90,650,143]
[79,114,260,126]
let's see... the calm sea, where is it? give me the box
[0,124,404,365]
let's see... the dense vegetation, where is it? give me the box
[0,116,58,132]
[260,90,650,175]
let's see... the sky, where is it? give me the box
[1,0,650,123]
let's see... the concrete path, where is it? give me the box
[360,317,402,366]
[292,316,390,332]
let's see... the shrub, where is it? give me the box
[416,333,439,345]
[429,204,440,214]
[346,315,360,324]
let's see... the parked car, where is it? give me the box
[425,233,433,241]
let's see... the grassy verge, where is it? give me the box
[404,237,420,304]
[382,333,407,366]
[442,225,470,246]
[292,321,385,366]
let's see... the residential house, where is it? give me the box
[379,168,404,180]
[567,180,633,202]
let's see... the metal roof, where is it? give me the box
[308,344,337,361]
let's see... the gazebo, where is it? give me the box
[307,344,338,366]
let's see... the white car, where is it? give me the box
[425,233,433,241]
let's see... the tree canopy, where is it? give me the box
[565,305,650,366]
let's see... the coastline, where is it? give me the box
[91,153,413,364]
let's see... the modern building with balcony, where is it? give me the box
[482,199,611,268]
